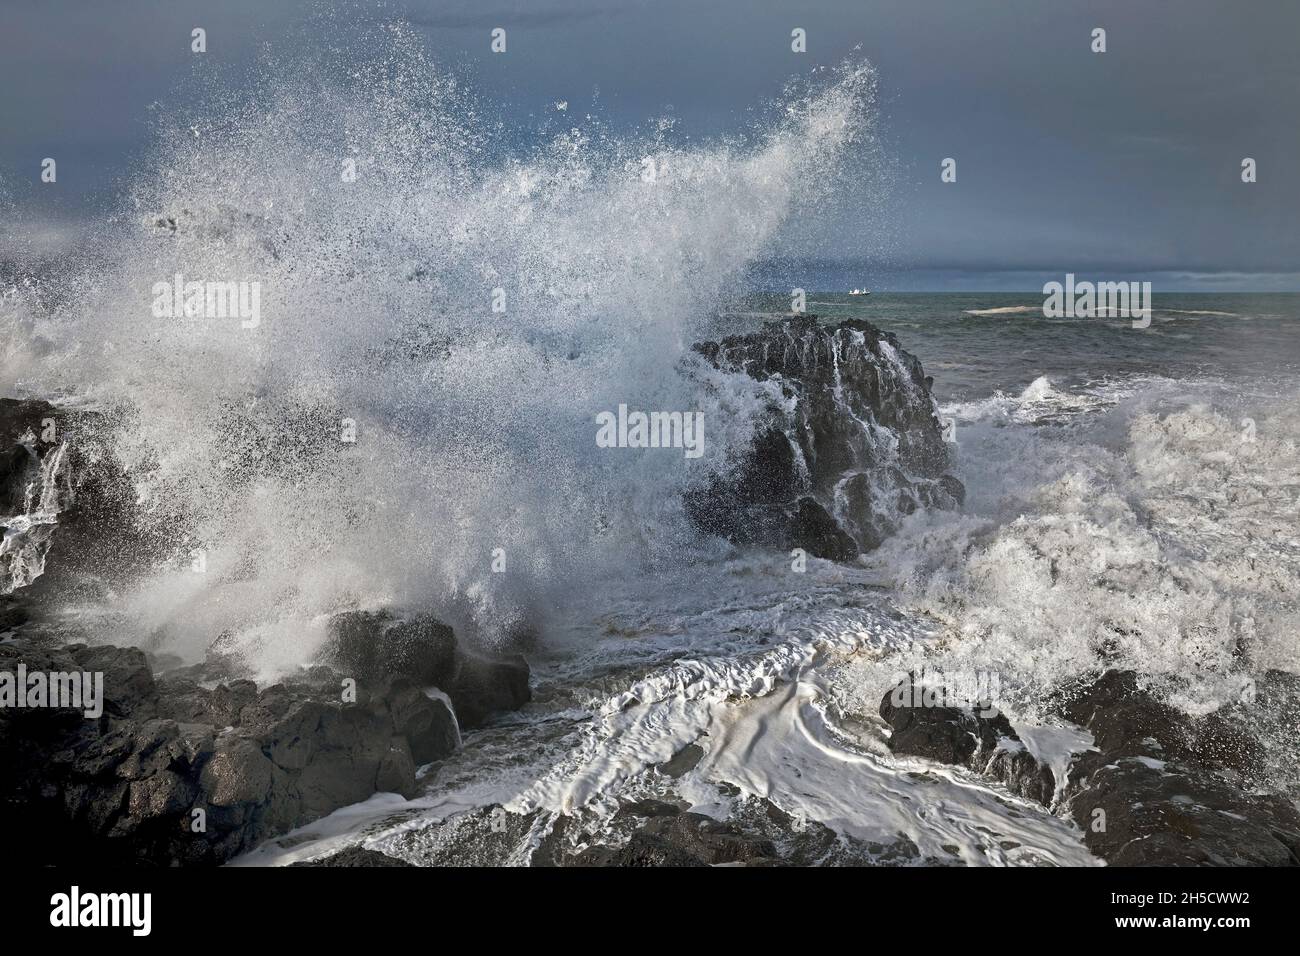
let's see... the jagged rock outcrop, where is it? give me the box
[0,398,157,606]
[2,391,536,866]
[1,399,75,595]
[688,316,963,560]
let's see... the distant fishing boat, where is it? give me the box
[848,288,870,296]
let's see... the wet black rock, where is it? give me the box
[688,316,963,559]
[880,675,1057,806]
[363,794,926,867]
[575,811,777,867]
[320,610,531,730]
[0,636,460,866]
[379,682,452,763]
[981,741,1057,808]
[0,398,162,607]
[568,794,923,867]
[0,399,64,499]
[1,399,72,596]
[448,650,531,729]
[3,398,527,864]
[290,846,413,867]
[322,610,456,687]
[880,669,1300,864]
[882,674,1007,759]
[618,798,689,818]
[657,742,705,778]
[1057,670,1300,866]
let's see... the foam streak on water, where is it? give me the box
[234,557,1096,867]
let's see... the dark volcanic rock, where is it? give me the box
[0,398,72,596]
[290,846,413,867]
[388,682,459,763]
[787,496,860,562]
[320,610,531,730]
[982,741,1057,808]
[1057,670,1300,866]
[688,316,963,559]
[448,650,531,729]
[658,742,705,778]
[575,811,777,867]
[880,674,1011,761]
[0,635,461,866]
[879,675,1055,805]
[568,795,923,867]
[3,393,531,864]
[880,669,1300,865]
[322,610,456,687]
[0,397,164,607]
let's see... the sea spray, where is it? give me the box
[0,24,882,673]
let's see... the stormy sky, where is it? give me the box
[2,0,1297,290]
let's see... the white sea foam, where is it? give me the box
[942,375,1122,426]
[962,305,1040,316]
[862,375,1300,731]
[230,371,1300,866]
[962,305,1240,319]
[233,556,1096,867]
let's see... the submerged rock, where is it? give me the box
[688,316,963,559]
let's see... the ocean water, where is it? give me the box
[239,296,1300,867]
[3,27,1297,864]
[743,291,1300,403]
